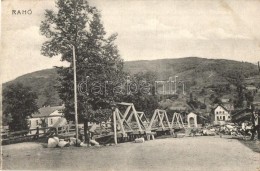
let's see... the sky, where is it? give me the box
[1,0,260,83]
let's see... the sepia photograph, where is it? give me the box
[1,0,260,170]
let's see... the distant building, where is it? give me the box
[213,105,231,124]
[28,105,65,131]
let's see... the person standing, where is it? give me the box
[251,110,259,140]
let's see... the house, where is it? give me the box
[213,105,231,124]
[28,105,65,131]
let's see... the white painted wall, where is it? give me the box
[214,106,231,122]
[29,118,41,128]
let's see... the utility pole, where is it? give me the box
[72,45,79,145]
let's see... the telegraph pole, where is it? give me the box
[72,45,79,145]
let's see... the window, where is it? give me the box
[36,120,39,126]
[216,112,218,114]
[51,119,53,124]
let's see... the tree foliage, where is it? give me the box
[40,0,124,122]
[3,83,38,131]
[121,71,159,118]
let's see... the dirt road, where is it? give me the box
[2,136,260,171]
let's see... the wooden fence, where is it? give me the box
[1,126,77,145]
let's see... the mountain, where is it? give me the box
[3,57,260,107]
[3,68,62,107]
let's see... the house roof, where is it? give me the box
[32,105,65,118]
[213,104,229,112]
[187,112,197,117]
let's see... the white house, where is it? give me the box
[213,105,231,124]
[28,105,65,132]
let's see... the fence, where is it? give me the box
[1,123,80,145]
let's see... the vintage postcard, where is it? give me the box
[1,0,260,170]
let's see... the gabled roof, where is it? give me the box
[213,104,229,112]
[32,105,65,118]
[187,112,197,117]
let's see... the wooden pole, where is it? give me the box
[36,127,39,140]
[113,110,117,145]
[72,45,79,145]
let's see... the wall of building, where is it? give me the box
[214,106,231,122]
[29,118,42,128]
[47,117,62,127]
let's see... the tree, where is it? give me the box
[40,0,125,140]
[121,71,159,118]
[245,91,254,108]
[3,83,38,131]
[42,82,61,107]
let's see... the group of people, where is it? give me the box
[240,109,259,140]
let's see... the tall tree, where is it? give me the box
[3,83,38,131]
[40,0,124,128]
[122,71,159,118]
